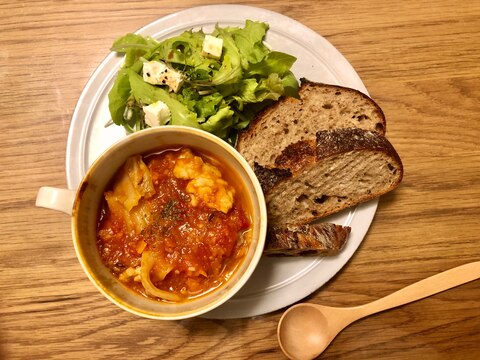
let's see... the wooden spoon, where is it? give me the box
[277,261,480,360]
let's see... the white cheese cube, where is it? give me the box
[142,101,171,127]
[143,61,168,84]
[163,68,185,93]
[142,60,184,93]
[202,35,223,59]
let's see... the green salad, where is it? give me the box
[108,20,299,144]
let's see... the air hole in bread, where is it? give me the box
[357,114,370,122]
[322,103,332,109]
[293,119,298,124]
[296,194,309,202]
[311,210,318,216]
[299,250,318,256]
[387,163,397,174]
[283,127,289,134]
[314,195,328,204]
[304,181,315,188]
[337,196,347,202]
[335,91,341,96]
[375,123,384,132]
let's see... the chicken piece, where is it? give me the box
[173,148,235,213]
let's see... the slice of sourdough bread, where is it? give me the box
[255,128,403,227]
[236,79,386,168]
[264,223,350,256]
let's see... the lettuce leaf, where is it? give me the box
[231,20,270,65]
[246,51,297,77]
[210,26,242,85]
[108,68,131,125]
[200,106,235,139]
[111,33,158,68]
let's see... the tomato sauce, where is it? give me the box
[96,147,252,302]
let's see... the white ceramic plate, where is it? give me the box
[66,4,378,319]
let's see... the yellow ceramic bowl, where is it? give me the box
[38,126,267,320]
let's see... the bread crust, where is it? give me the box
[253,162,292,193]
[264,223,351,256]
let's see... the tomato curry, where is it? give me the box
[96,147,252,302]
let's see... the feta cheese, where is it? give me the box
[142,60,184,93]
[202,35,223,59]
[142,101,171,127]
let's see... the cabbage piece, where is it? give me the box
[106,155,155,211]
[140,251,181,301]
[105,155,155,234]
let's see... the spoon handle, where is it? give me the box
[358,261,480,317]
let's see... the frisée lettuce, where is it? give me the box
[107,20,298,144]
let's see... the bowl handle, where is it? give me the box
[36,186,75,215]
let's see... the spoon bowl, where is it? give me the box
[278,304,331,360]
[278,261,480,360]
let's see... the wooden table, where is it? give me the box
[2,1,479,358]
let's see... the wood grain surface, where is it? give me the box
[1,0,479,359]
